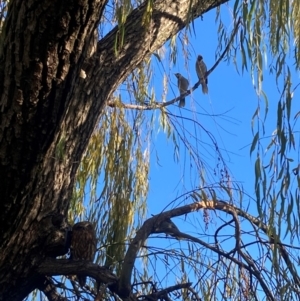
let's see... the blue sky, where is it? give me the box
[139,4,300,296]
[32,1,300,299]
[146,3,299,215]
[147,8,259,214]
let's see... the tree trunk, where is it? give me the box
[0,0,228,299]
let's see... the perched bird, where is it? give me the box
[174,73,189,107]
[195,55,208,94]
[70,221,97,287]
[153,218,182,239]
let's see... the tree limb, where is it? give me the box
[119,198,294,299]
[38,259,117,286]
[138,282,192,301]
[37,276,68,301]
[107,16,242,111]
[0,0,231,298]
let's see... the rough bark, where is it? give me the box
[38,259,118,286]
[0,0,228,300]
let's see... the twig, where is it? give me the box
[206,17,242,77]
[37,276,68,301]
[107,18,242,110]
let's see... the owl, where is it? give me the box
[70,221,97,286]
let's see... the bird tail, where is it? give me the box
[179,98,185,107]
[78,275,86,287]
[201,82,208,94]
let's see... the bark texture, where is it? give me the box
[0,0,228,299]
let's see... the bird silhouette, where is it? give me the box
[153,218,183,239]
[174,73,189,107]
[195,55,208,94]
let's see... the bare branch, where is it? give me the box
[118,198,297,299]
[37,276,68,301]
[0,0,230,298]
[206,17,242,77]
[138,282,192,301]
[118,200,243,296]
[107,17,242,111]
[38,259,117,287]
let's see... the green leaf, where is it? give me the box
[250,132,259,156]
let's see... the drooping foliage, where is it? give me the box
[1,0,300,300]
[67,0,300,299]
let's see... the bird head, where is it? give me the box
[174,73,181,79]
[197,55,203,61]
[73,221,93,230]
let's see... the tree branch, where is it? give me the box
[206,17,242,77]
[118,200,231,297]
[0,0,231,298]
[38,259,194,301]
[37,276,68,301]
[119,198,294,299]
[107,17,241,111]
[138,282,192,301]
[38,259,117,286]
